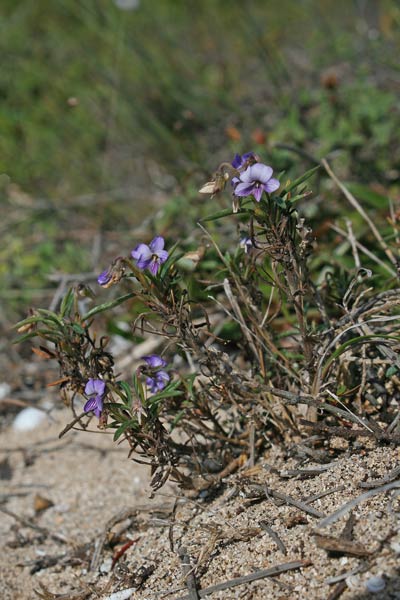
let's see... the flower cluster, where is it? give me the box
[83,378,106,418]
[131,236,169,276]
[97,237,169,286]
[142,354,170,393]
[232,152,280,202]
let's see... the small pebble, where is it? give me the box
[12,407,46,431]
[365,575,385,593]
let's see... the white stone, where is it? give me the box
[365,575,386,593]
[12,407,46,431]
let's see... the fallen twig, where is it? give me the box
[178,546,200,600]
[317,481,400,529]
[303,485,345,505]
[174,560,311,599]
[0,506,69,544]
[314,534,370,557]
[264,486,326,518]
[358,464,400,489]
[259,520,287,555]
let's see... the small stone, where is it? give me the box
[13,407,46,431]
[365,575,385,593]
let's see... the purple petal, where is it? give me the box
[157,250,169,264]
[148,259,160,276]
[234,182,256,197]
[237,165,253,183]
[97,269,111,286]
[83,395,103,417]
[149,236,165,253]
[93,396,103,418]
[231,153,242,169]
[143,355,167,368]
[136,256,152,270]
[146,376,156,392]
[249,163,273,183]
[131,243,152,262]
[84,378,96,396]
[253,186,263,202]
[263,178,280,193]
[93,380,106,396]
[156,370,170,386]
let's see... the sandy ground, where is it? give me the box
[1,407,400,600]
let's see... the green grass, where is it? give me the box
[2,0,400,320]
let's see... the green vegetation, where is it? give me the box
[1,0,400,320]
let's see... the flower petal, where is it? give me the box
[143,355,167,368]
[264,178,280,193]
[234,182,256,197]
[83,396,98,413]
[97,269,111,286]
[157,370,170,385]
[84,378,96,396]
[149,236,165,253]
[249,163,273,183]
[237,165,253,183]
[93,396,103,418]
[93,380,105,396]
[157,250,169,263]
[231,153,242,169]
[131,243,152,262]
[253,186,263,202]
[148,259,160,276]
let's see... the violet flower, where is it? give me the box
[142,355,167,368]
[146,370,170,393]
[240,236,253,254]
[231,152,256,170]
[97,257,125,288]
[231,152,257,188]
[131,236,169,276]
[234,163,280,202]
[142,355,170,393]
[98,269,112,286]
[83,378,106,418]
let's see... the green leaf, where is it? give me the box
[386,365,398,378]
[72,323,86,335]
[199,207,252,222]
[113,419,138,441]
[81,292,136,321]
[322,334,400,378]
[132,372,145,403]
[59,288,75,318]
[118,381,132,406]
[282,165,320,195]
[345,182,388,210]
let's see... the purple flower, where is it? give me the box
[131,236,169,276]
[142,355,167,368]
[234,164,280,202]
[146,370,170,393]
[142,355,169,393]
[240,236,253,254]
[231,152,257,188]
[97,257,125,288]
[231,152,256,170]
[83,378,106,418]
[98,269,112,286]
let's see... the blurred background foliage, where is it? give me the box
[1,0,400,324]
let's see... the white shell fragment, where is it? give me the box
[102,588,137,600]
[12,407,46,431]
[365,575,386,593]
